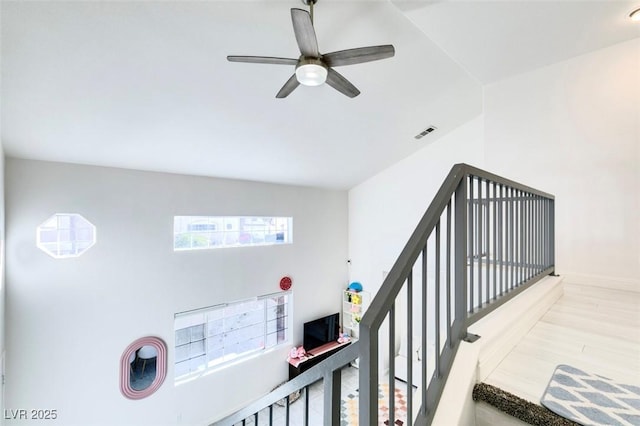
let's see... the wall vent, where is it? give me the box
[414,126,437,140]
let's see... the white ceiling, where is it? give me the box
[2,1,638,189]
[394,0,640,84]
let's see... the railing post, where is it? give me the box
[388,304,396,426]
[359,323,378,426]
[406,272,414,424]
[468,176,474,312]
[323,369,341,426]
[549,199,555,273]
[454,174,468,338]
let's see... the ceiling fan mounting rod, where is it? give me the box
[302,0,317,24]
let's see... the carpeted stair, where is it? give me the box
[473,383,580,426]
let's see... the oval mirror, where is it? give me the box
[120,336,167,400]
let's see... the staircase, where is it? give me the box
[213,163,556,425]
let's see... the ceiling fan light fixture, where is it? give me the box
[630,7,640,21]
[295,62,327,86]
[227,5,394,98]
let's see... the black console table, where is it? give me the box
[288,340,351,380]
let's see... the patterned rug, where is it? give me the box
[340,383,408,426]
[541,364,640,426]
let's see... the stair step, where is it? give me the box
[472,383,579,426]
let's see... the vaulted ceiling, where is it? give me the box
[2,1,638,189]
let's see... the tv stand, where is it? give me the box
[288,340,351,380]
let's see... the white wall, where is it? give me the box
[0,146,5,425]
[348,39,640,333]
[0,9,6,414]
[4,159,348,426]
[348,116,485,367]
[347,39,640,372]
[349,116,485,291]
[484,38,640,288]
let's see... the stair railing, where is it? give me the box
[212,163,555,425]
[212,342,359,425]
[358,163,555,425]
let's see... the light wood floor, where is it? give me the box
[485,281,640,404]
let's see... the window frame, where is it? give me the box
[174,291,291,383]
[36,213,96,259]
[173,216,293,251]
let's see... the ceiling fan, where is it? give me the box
[227,0,395,99]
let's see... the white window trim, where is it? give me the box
[36,213,97,259]
[174,291,292,384]
[173,216,293,251]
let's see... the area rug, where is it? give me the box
[540,364,640,426]
[340,382,408,426]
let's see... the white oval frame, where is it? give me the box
[120,336,167,400]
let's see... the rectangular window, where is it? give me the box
[174,292,290,381]
[173,216,292,251]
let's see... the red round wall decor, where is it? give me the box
[280,276,292,291]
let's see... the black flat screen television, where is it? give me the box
[303,312,340,351]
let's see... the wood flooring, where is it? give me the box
[484,281,640,404]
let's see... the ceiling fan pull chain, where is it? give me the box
[309,1,314,25]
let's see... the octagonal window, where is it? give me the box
[37,213,96,258]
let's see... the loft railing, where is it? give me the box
[358,163,555,425]
[212,163,555,426]
[212,342,359,425]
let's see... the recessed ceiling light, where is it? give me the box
[630,7,640,21]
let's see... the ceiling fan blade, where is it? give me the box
[323,45,395,67]
[325,68,360,98]
[227,56,298,66]
[291,8,319,57]
[276,74,300,98]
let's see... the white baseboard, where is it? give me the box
[560,272,640,293]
